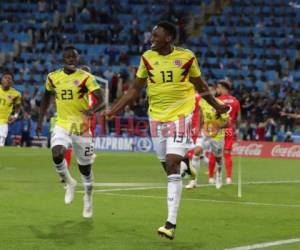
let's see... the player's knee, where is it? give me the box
[215,156,222,164]
[52,146,65,164]
[52,154,64,165]
[78,164,91,176]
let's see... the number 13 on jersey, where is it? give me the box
[160,71,173,83]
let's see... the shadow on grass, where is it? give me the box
[29,219,94,246]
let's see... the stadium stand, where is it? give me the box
[0,0,299,144]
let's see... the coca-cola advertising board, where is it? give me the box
[232,141,300,159]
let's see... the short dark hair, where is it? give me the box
[157,21,177,40]
[63,45,77,52]
[1,71,14,80]
[218,79,231,90]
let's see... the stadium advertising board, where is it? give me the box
[232,141,300,159]
[93,136,154,152]
[94,137,300,159]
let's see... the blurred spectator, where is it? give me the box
[284,131,294,142]
[20,111,32,147]
[264,118,277,141]
[110,73,119,102]
[123,105,134,118]
[103,67,114,81]
[281,102,295,132]
[132,97,147,118]
[242,118,257,140]
[38,0,47,12]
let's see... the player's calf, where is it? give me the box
[79,164,93,218]
[52,145,74,183]
[215,156,223,189]
[52,145,77,204]
[161,154,182,239]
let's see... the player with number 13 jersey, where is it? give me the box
[137,46,200,122]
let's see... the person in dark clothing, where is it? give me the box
[21,111,32,147]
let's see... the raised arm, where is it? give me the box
[280,112,300,119]
[190,76,229,114]
[287,113,300,119]
[107,77,146,116]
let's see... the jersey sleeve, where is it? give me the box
[136,55,148,78]
[189,55,201,78]
[198,99,204,110]
[14,92,22,105]
[45,74,55,91]
[86,75,101,93]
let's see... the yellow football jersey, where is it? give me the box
[136,47,201,122]
[199,99,229,141]
[45,69,100,134]
[0,86,21,124]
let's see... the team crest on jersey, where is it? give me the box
[154,61,159,66]
[174,59,182,67]
[73,80,80,86]
[7,95,12,100]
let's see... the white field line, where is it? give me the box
[76,180,300,208]
[77,186,165,193]
[224,237,300,250]
[97,192,300,209]
[90,182,164,187]
[241,180,300,185]
[77,179,300,188]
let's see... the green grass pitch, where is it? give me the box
[1,147,300,250]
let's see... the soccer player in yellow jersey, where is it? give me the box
[0,72,21,146]
[186,85,230,189]
[107,21,229,239]
[36,46,103,218]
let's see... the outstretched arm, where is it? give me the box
[280,111,300,119]
[36,90,52,136]
[107,77,146,116]
[287,113,300,119]
[190,76,229,114]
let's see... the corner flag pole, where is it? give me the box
[238,154,242,198]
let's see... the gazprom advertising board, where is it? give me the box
[93,137,154,152]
